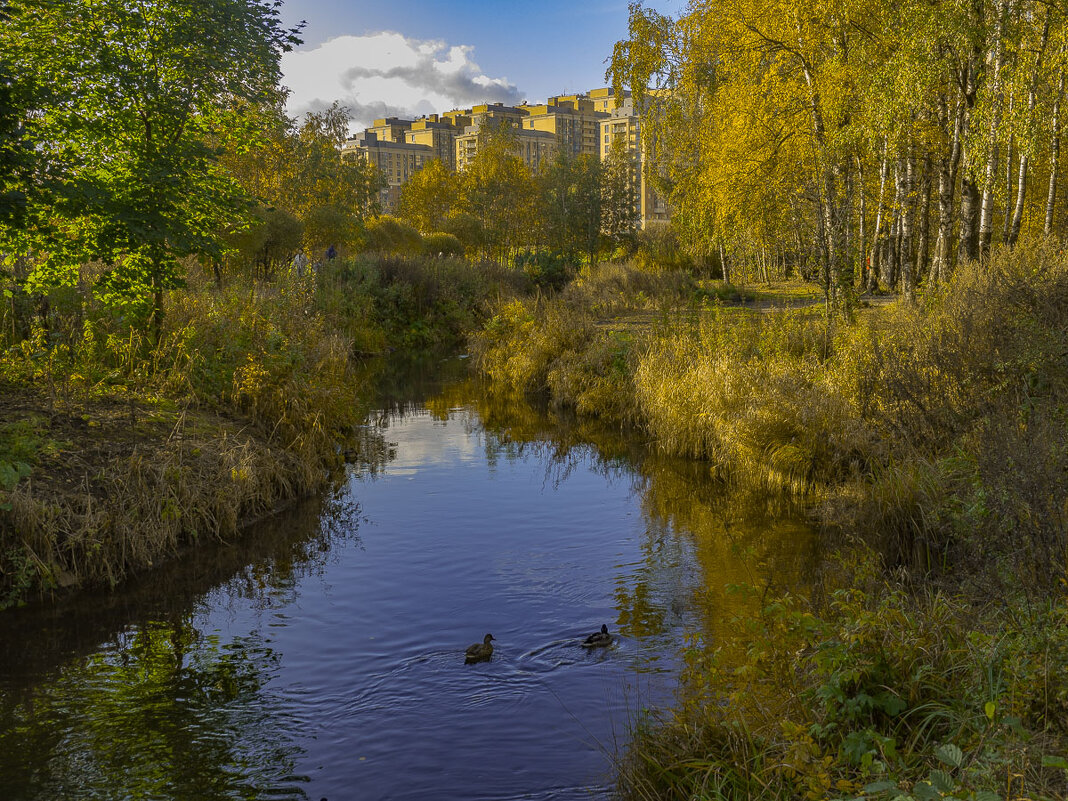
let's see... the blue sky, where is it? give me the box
[277,0,681,130]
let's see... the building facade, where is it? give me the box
[341,131,434,213]
[404,115,462,170]
[341,88,668,226]
[519,96,603,158]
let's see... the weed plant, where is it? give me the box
[320,254,528,349]
[618,551,1068,800]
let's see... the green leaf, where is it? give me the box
[971,791,1002,801]
[929,769,955,792]
[935,743,963,768]
[1041,754,1068,769]
[876,691,907,717]
[984,701,996,721]
[1002,715,1026,735]
[913,781,941,801]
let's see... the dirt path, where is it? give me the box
[594,291,897,334]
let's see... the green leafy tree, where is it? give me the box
[223,102,384,265]
[397,159,459,235]
[223,206,303,281]
[2,0,301,334]
[601,137,641,253]
[539,150,603,266]
[362,215,423,256]
[0,2,29,233]
[459,119,538,263]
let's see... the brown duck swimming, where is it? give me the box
[582,624,612,648]
[465,633,495,663]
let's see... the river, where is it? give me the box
[0,355,816,800]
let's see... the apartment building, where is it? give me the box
[341,131,434,213]
[340,88,668,226]
[450,102,564,172]
[519,95,603,158]
[588,86,632,114]
[365,117,412,143]
[600,101,670,227]
[454,122,558,172]
[404,114,462,170]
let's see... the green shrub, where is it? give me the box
[362,215,423,255]
[619,562,1068,801]
[514,249,574,291]
[422,232,465,259]
[633,223,695,272]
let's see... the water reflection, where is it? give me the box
[421,371,819,653]
[0,496,359,801]
[0,354,816,801]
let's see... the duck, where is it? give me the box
[582,624,612,648]
[465,633,495,663]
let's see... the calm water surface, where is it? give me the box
[0,358,816,800]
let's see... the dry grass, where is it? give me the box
[0,263,369,605]
[6,417,301,595]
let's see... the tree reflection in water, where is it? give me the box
[1,622,301,799]
[417,371,819,665]
[0,489,370,801]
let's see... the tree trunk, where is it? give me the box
[1047,71,1066,235]
[958,45,983,265]
[856,156,867,291]
[1008,153,1028,246]
[1002,132,1015,244]
[900,152,916,302]
[917,154,933,285]
[884,210,900,290]
[1009,15,1049,247]
[959,177,981,263]
[978,0,1011,261]
[870,142,890,291]
[933,91,964,283]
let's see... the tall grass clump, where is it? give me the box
[470,295,643,422]
[826,241,1068,587]
[470,261,699,422]
[564,260,697,318]
[320,254,528,348]
[634,306,874,495]
[626,240,1068,590]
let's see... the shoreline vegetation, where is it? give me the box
[0,255,523,608]
[469,242,1068,800]
[4,241,1066,798]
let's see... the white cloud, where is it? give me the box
[281,32,526,132]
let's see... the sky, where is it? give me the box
[277,0,681,132]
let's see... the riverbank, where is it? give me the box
[469,242,1068,799]
[0,255,522,608]
[472,242,1068,586]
